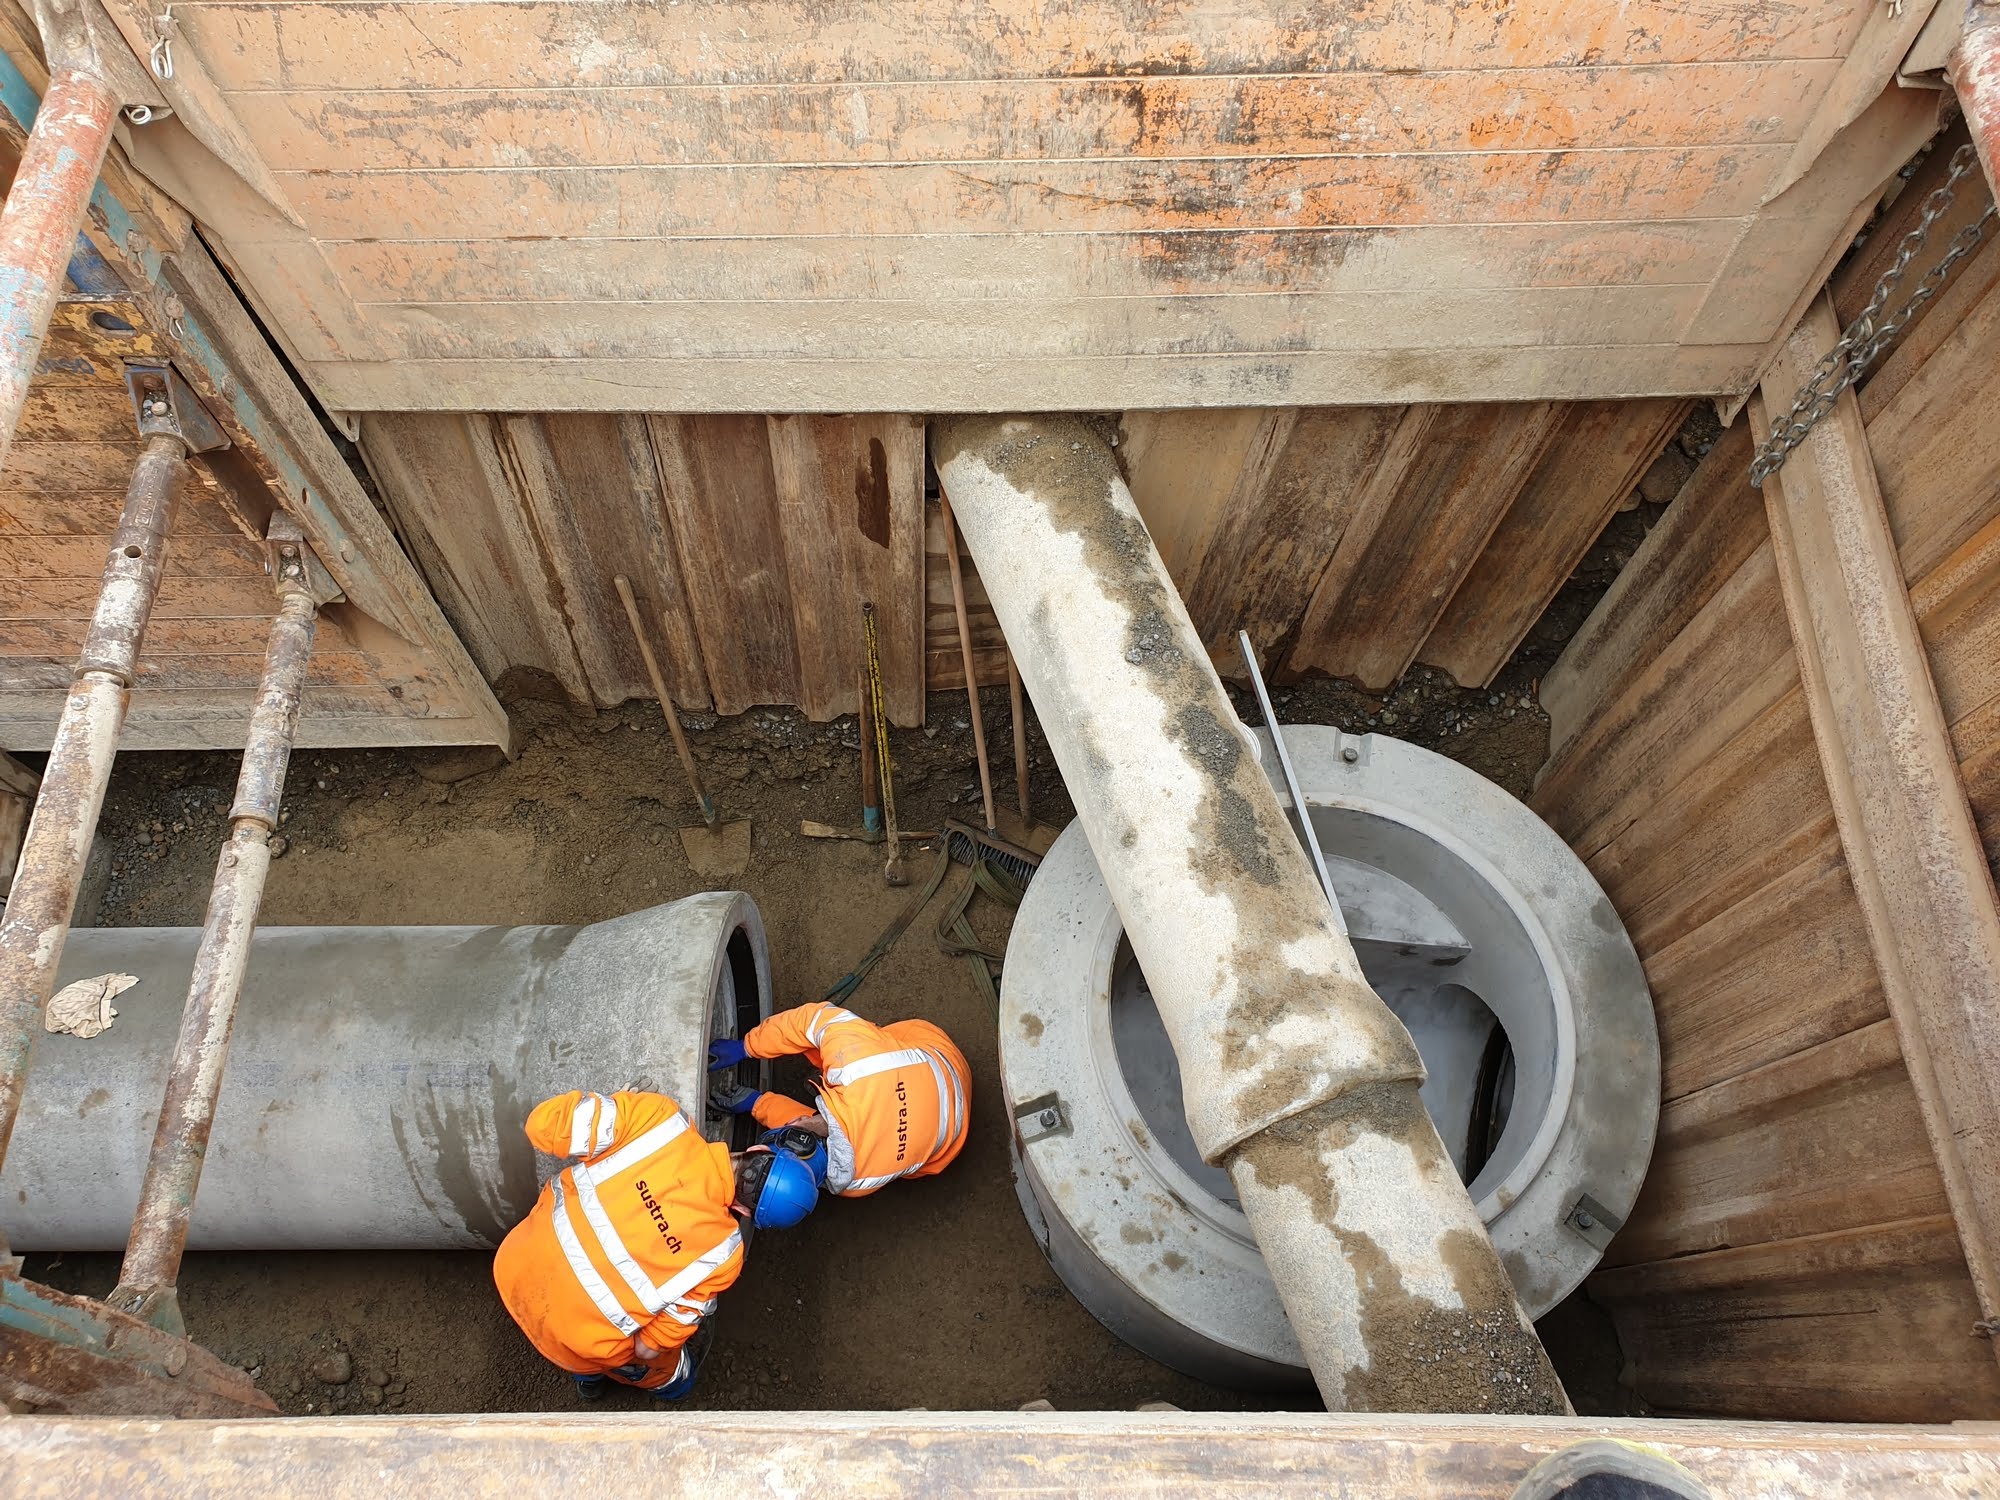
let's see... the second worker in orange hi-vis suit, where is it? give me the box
[706,1002,970,1198]
[492,1088,818,1403]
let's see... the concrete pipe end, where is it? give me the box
[999,729,1659,1388]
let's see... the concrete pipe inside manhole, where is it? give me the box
[1001,727,1659,1390]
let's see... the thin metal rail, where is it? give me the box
[1237,629,1346,937]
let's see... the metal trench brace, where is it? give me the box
[0,371,320,1417]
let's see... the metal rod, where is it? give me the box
[939,493,998,831]
[109,573,318,1333]
[935,415,1566,1415]
[1007,651,1030,821]
[0,66,120,471]
[1237,630,1347,937]
[0,434,182,1205]
[612,574,717,828]
[857,670,883,837]
[864,603,907,886]
[1953,1,2000,197]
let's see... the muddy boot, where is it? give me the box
[572,1373,608,1403]
[1511,1439,1712,1500]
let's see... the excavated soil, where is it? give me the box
[19,516,1654,1417]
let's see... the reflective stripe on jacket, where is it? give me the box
[744,1005,970,1197]
[493,1090,742,1383]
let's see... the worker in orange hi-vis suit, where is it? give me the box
[706,1002,970,1198]
[492,1088,818,1403]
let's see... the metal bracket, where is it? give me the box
[1015,1091,1070,1145]
[28,0,167,110]
[1564,1192,1623,1252]
[265,511,345,606]
[123,363,227,453]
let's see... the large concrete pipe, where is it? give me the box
[935,416,1568,1413]
[0,893,771,1250]
[1003,729,1660,1387]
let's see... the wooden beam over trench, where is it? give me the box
[1753,293,2000,1339]
[0,1411,1996,1498]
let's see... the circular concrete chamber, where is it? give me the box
[0,891,771,1251]
[1001,727,1659,1389]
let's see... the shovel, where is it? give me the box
[614,575,751,879]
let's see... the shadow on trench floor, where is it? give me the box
[20,675,1644,1417]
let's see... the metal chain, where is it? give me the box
[1749,143,1997,488]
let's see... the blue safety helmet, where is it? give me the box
[746,1146,819,1230]
[761,1124,829,1188]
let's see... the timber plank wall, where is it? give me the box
[363,397,1689,725]
[121,0,1944,412]
[1532,140,2000,1423]
[0,34,508,754]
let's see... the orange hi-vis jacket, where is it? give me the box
[744,1002,969,1197]
[492,1091,743,1389]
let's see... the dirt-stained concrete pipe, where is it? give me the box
[934,415,1568,1414]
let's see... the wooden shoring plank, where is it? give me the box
[0,441,217,495]
[224,63,1842,172]
[1591,1215,2000,1422]
[1682,85,1942,350]
[922,501,1004,696]
[340,286,1708,364]
[258,150,1792,247]
[1863,250,2000,582]
[511,413,711,711]
[11,380,142,444]
[0,651,412,694]
[1185,407,1405,670]
[1753,292,2000,1332]
[1605,1019,1945,1268]
[3,575,298,620]
[6,1407,2000,1500]
[1964,701,2000,864]
[5,1406,2000,1498]
[0,746,33,890]
[1833,120,1985,331]
[491,415,631,707]
[1590,488,2000,952]
[1117,408,1280,596]
[1764,0,1944,198]
[8,532,266,580]
[647,414,800,718]
[1425,398,1690,688]
[147,224,509,747]
[178,1,1876,91]
[0,613,365,659]
[0,486,241,536]
[361,413,594,708]
[322,223,1747,306]
[299,342,1772,415]
[267,149,1791,243]
[1287,402,1562,690]
[1535,421,1765,763]
[1531,540,1795,854]
[0,697,500,753]
[767,415,925,725]
[1600,691,1830,957]
[1640,834,1887,1102]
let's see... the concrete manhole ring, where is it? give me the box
[1000,726,1660,1389]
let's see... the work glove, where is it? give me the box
[708,1081,762,1117]
[707,1038,748,1071]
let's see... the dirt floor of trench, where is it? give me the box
[18,511,1665,1418]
